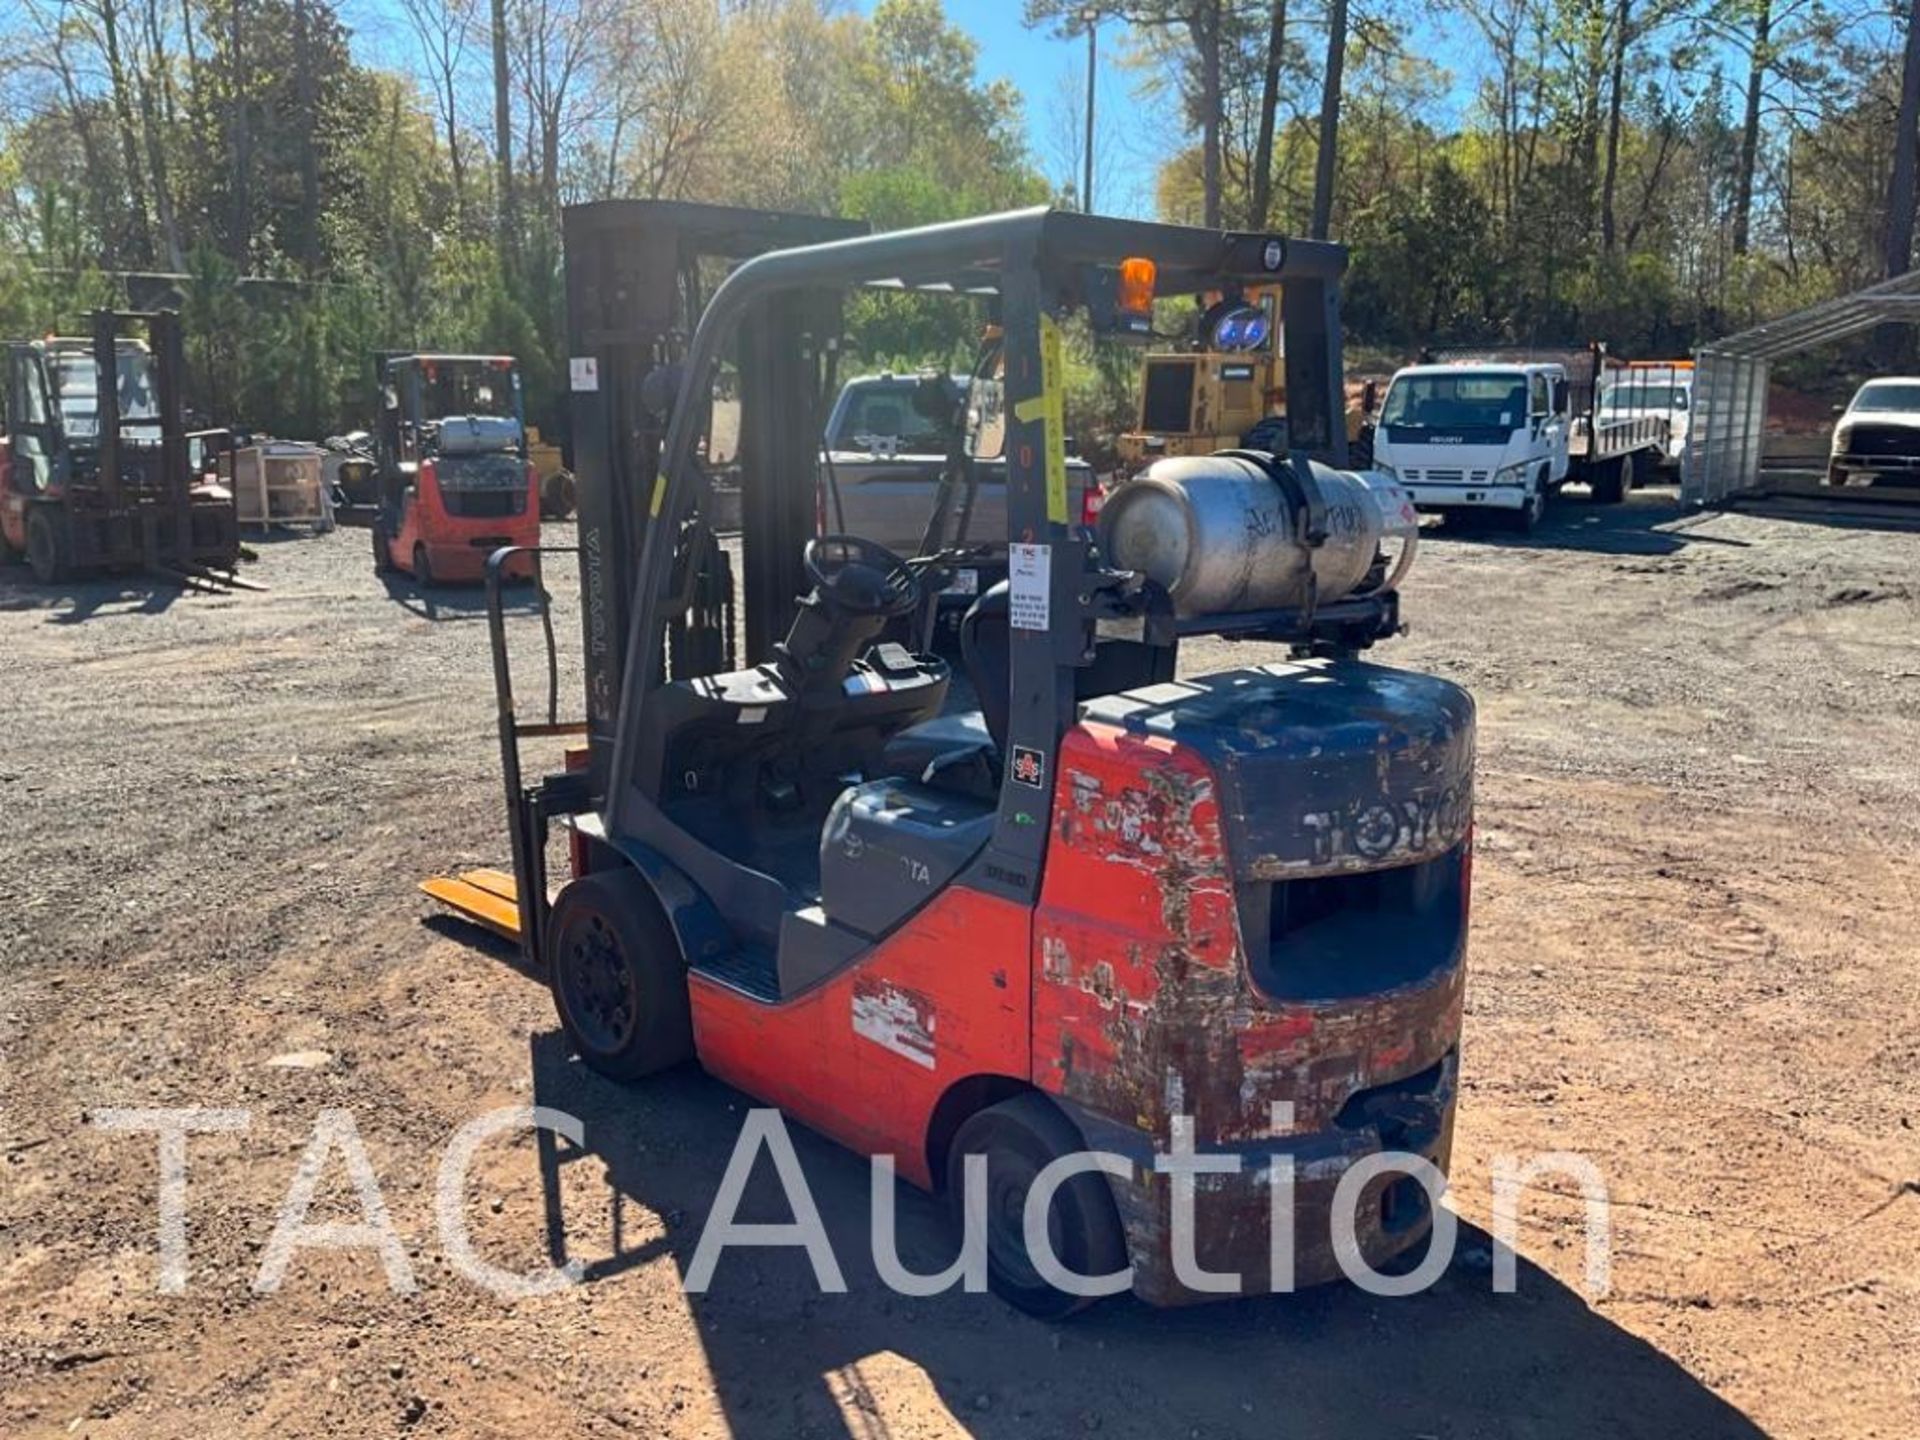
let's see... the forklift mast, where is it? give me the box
[7,309,246,588]
[89,309,194,563]
[560,200,865,796]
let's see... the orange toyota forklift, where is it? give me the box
[368,353,540,586]
[431,204,1474,1315]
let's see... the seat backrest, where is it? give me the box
[959,580,1175,758]
[960,581,1012,752]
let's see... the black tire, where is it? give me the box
[412,542,435,588]
[26,507,70,584]
[1590,457,1626,505]
[946,1094,1129,1319]
[540,470,577,520]
[547,870,692,1081]
[1504,481,1545,535]
[371,520,394,575]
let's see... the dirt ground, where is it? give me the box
[2,490,1917,1439]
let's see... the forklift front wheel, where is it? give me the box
[547,872,692,1081]
[947,1095,1129,1320]
[26,507,69,585]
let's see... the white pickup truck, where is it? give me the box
[1597,362,1693,473]
[1372,352,1670,532]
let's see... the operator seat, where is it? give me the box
[878,582,1010,795]
[962,581,1012,750]
[876,580,1173,796]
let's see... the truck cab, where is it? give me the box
[822,371,1094,614]
[1371,361,1570,530]
[1827,376,1920,487]
[1598,361,1693,471]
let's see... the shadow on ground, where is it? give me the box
[1424,488,1750,557]
[377,571,548,623]
[1728,479,1920,533]
[524,1028,1772,1440]
[0,572,191,621]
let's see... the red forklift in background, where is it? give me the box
[429,203,1474,1316]
[1,311,244,589]
[368,353,540,586]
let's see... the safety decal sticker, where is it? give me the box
[1010,745,1045,789]
[851,979,935,1069]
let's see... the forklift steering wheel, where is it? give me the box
[805,535,921,617]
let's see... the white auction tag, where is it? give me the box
[569,356,599,392]
[1009,543,1050,631]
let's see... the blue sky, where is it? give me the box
[853,0,1173,218]
[863,2,1474,222]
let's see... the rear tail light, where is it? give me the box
[1081,482,1106,527]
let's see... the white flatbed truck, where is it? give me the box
[1371,346,1670,532]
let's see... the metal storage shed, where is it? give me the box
[1686,267,1920,505]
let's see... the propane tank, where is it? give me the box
[436,414,523,454]
[1097,453,1418,618]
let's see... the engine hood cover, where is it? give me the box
[1078,659,1475,879]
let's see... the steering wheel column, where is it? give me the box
[772,536,923,704]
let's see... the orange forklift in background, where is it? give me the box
[429,203,1473,1317]
[368,353,539,586]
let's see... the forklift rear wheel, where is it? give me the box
[26,508,70,584]
[947,1094,1129,1319]
[413,543,436,588]
[547,872,692,1081]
